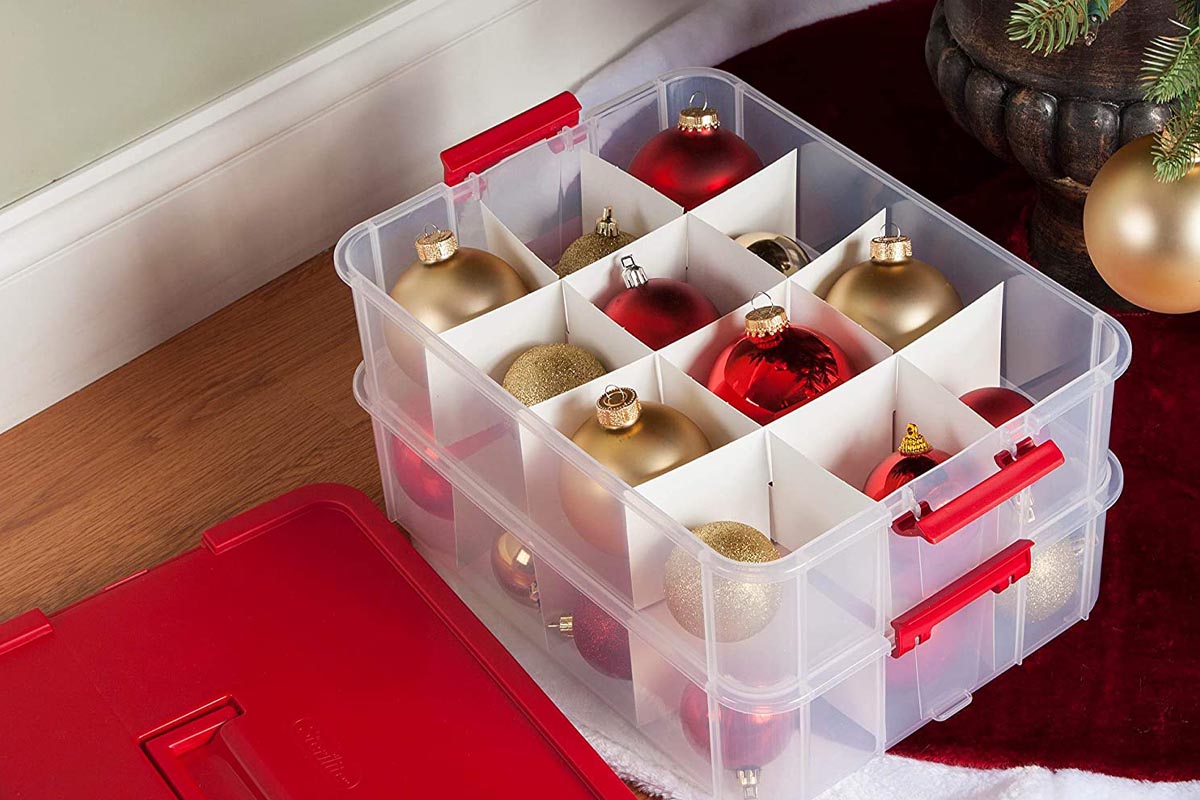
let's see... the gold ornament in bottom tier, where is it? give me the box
[560,387,711,555]
[490,532,540,608]
[1083,134,1200,314]
[664,521,782,642]
[501,343,607,406]
[1026,536,1082,623]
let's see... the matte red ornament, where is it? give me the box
[960,386,1035,427]
[554,595,632,681]
[707,303,854,424]
[603,255,719,349]
[630,100,764,210]
[679,682,795,796]
[391,437,454,520]
[863,424,951,501]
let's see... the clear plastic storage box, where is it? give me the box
[335,69,1129,799]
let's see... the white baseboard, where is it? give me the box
[0,0,701,434]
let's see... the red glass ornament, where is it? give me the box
[630,101,763,210]
[603,255,719,349]
[567,596,632,681]
[391,437,454,520]
[959,387,1035,427]
[679,683,794,777]
[707,304,853,424]
[863,424,951,501]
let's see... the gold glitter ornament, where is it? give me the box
[501,343,607,406]
[1026,536,1083,622]
[555,206,637,277]
[664,521,782,642]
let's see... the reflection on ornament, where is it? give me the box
[556,206,637,277]
[734,231,810,277]
[490,532,540,608]
[603,255,719,349]
[1084,134,1200,313]
[561,386,712,554]
[825,232,963,350]
[863,424,951,501]
[501,343,606,406]
[549,595,632,680]
[680,682,795,799]
[1026,536,1082,623]
[629,96,764,210]
[959,386,1035,427]
[707,301,854,424]
[391,437,454,521]
[665,521,782,642]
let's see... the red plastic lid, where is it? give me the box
[0,484,631,799]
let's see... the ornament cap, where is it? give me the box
[596,386,642,430]
[619,255,649,288]
[736,767,761,799]
[870,234,913,264]
[549,614,574,637]
[678,92,720,132]
[595,206,621,238]
[414,226,459,264]
[898,423,933,456]
[745,303,789,338]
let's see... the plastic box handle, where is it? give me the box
[890,538,1033,658]
[892,438,1064,544]
[441,91,581,186]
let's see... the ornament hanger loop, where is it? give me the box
[750,291,773,310]
[880,221,903,238]
[422,222,441,235]
[687,90,709,110]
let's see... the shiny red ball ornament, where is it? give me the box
[959,387,1035,427]
[603,255,719,349]
[707,303,854,424]
[390,437,454,520]
[679,682,795,796]
[630,100,764,210]
[553,596,632,681]
[863,424,951,501]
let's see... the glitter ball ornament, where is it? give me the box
[679,682,795,800]
[629,97,764,210]
[1026,537,1082,622]
[863,424,951,501]
[501,343,607,406]
[391,438,454,521]
[561,386,712,555]
[490,532,539,609]
[550,595,632,680]
[734,231,810,277]
[556,206,637,277]
[825,232,963,350]
[602,255,720,349]
[664,521,782,642]
[707,302,854,424]
[960,386,1035,427]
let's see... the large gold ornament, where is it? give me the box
[1026,536,1082,623]
[1083,134,1200,314]
[824,233,963,350]
[561,387,712,555]
[664,521,782,642]
[501,343,607,406]
[490,532,540,609]
[556,206,637,278]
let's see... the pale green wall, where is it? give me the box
[0,0,407,209]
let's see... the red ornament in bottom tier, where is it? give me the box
[959,386,1035,427]
[552,595,632,681]
[707,303,853,424]
[863,424,951,501]
[603,255,719,349]
[391,437,454,520]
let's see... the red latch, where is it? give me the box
[891,538,1033,658]
[892,438,1064,544]
[440,92,581,186]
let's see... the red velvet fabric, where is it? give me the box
[721,0,1200,780]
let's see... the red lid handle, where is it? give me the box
[892,438,1064,544]
[890,538,1033,658]
[441,91,581,186]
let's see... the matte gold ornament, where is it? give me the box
[561,386,712,555]
[490,532,540,608]
[664,521,782,642]
[824,233,963,350]
[1025,536,1082,623]
[1083,134,1200,314]
[734,231,810,277]
[501,343,607,406]
[556,206,637,277]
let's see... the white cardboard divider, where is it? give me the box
[580,150,683,239]
[689,150,799,241]
[899,284,1004,398]
[563,215,786,324]
[480,203,560,290]
[791,210,887,299]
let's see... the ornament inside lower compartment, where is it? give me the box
[390,438,455,523]
[490,532,540,609]
[863,424,950,501]
[549,595,632,680]
[959,386,1034,427]
[602,255,720,350]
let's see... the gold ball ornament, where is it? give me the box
[490,532,540,608]
[1025,536,1083,623]
[556,206,637,278]
[1083,134,1200,314]
[561,387,712,555]
[734,231,811,277]
[501,343,607,406]
[664,521,782,642]
[824,234,963,350]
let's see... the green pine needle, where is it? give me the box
[1141,24,1200,103]
[1008,0,1110,55]
[1177,0,1200,26]
[1153,95,1200,181]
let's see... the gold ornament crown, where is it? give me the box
[898,423,933,456]
[870,234,913,264]
[745,304,789,338]
[415,227,459,264]
[678,94,720,131]
[595,206,621,238]
[596,386,642,430]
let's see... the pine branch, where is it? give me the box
[1177,0,1200,26]
[1009,0,1110,55]
[1153,94,1200,181]
[1141,23,1200,103]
